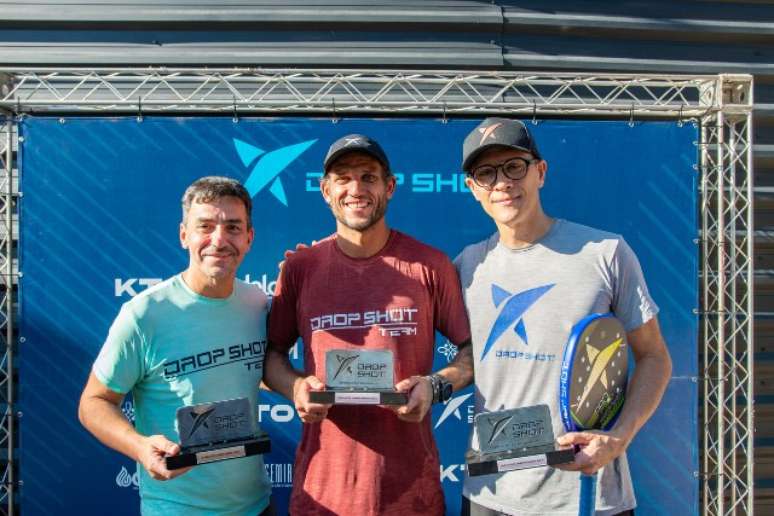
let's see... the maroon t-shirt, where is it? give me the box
[269,230,470,516]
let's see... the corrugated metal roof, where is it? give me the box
[0,1,503,24]
[0,36,503,67]
[0,1,770,73]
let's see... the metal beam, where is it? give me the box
[0,68,718,117]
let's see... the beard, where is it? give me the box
[331,195,389,232]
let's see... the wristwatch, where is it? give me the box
[428,374,453,404]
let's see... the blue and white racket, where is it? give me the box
[559,313,628,516]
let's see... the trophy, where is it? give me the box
[165,397,271,470]
[308,349,408,405]
[465,404,574,476]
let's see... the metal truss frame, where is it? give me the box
[700,79,755,516]
[0,68,755,515]
[0,113,14,516]
[0,68,724,117]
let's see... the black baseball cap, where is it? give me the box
[323,134,391,175]
[461,118,542,172]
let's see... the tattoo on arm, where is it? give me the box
[442,339,474,391]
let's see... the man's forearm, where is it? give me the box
[612,348,672,445]
[435,340,474,392]
[263,345,305,401]
[78,396,143,462]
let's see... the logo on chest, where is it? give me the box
[163,340,267,379]
[309,307,419,337]
[481,284,554,360]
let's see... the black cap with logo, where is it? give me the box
[461,118,541,172]
[323,134,391,175]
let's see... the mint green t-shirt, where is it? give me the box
[94,275,271,516]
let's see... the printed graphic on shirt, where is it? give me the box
[309,307,419,337]
[481,284,554,360]
[163,340,267,379]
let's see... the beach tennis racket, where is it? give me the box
[559,313,628,516]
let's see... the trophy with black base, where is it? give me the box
[465,404,574,476]
[308,349,408,405]
[166,397,271,470]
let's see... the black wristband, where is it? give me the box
[428,374,451,404]
[425,374,438,403]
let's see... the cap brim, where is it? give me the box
[324,147,389,173]
[462,143,534,172]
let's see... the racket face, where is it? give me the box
[559,314,628,432]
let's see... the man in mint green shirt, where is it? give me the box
[78,176,272,515]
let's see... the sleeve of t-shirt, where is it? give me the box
[433,255,472,346]
[92,304,146,394]
[611,238,660,332]
[267,258,300,353]
[452,252,462,272]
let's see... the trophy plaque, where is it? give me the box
[466,404,574,476]
[308,349,408,405]
[165,397,271,470]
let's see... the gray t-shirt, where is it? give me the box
[455,219,658,516]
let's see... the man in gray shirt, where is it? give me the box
[455,118,673,515]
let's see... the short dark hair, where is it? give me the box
[181,176,252,228]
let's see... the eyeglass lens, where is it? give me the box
[472,158,531,187]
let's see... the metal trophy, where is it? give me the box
[465,404,574,476]
[308,349,408,405]
[165,397,271,470]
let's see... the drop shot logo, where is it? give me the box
[306,172,468,194]
[332,354,359,381]
[486,415,514,445]
[434,392,474,429]
[186,406,216,440]
[234,138,317,206]
[481,283,555,361]
[163,340,266,379]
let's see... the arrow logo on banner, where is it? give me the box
[434,392,473,429]
[233,138,317,206]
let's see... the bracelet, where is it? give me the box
[426,374,440,404]
[428,373,452,404]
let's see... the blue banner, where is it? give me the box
[19,117,698,514]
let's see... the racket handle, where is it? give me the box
[578,473,597,516]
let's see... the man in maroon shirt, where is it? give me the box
[264,134,474,515]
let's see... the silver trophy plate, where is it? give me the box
[309,349,407,405]
[476,404,554,456]
[466,404,574,475]
[177,397,256,448]
[166,397,270,470]
[325,349,394,390]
